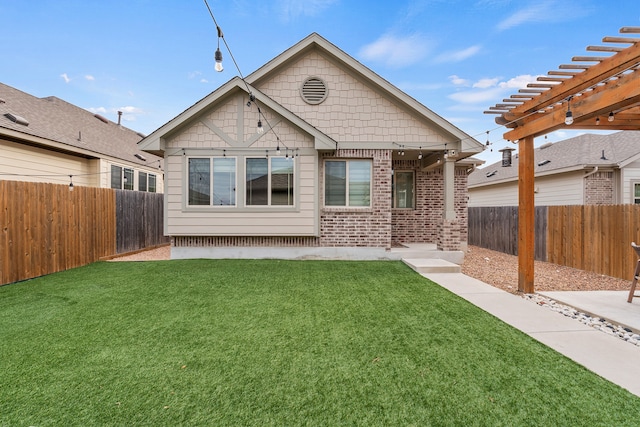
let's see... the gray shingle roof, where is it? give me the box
[469,131,640,187]
[0,82,161,167]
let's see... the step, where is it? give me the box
[402,258,461,274]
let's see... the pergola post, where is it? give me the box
[518,136,535,294]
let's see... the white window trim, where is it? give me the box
[186,156,237,208]
[393,170,415,209]
[245,156,296,208]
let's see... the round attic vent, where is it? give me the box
[300,77,328,105]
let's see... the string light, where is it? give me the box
[608,111,615,122]
[564,96,573,125]
[257,119,264,134]
[69,175,74,192]
[214,26,224,72]
[596,117,600,125]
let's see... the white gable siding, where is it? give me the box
[620,161,640,204]
[469,170,585,207]
[1,138,98,186]
[254,51,451,145]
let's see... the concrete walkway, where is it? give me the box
[410,266,640,398]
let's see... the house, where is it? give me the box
[139,33,484,260]
[0,82,163,192]
[468,131,640,206]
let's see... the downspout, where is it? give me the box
[583,166,599,179]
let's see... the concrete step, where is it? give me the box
[402,258,461,274]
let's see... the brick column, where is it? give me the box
[437,217,461,251]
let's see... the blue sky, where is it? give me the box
[2,0,638,165]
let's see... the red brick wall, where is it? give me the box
[319,149,392,248]
[391,162,469,246]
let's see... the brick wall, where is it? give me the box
[319,149,392,248]
[585,171,614,205]
[391,162,469,246]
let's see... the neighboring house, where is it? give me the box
[468,131,640,206]
[0,82,163,192]
[139,33,484,259]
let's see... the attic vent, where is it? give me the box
[539,142,553,149]
[134,153,147,161]
[486,170,497,178]
[300,77,328,105]
[94,113,109,124]
[538,159,551,166]
[4,113,29,126]
[136,132,147,138]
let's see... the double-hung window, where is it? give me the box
[124,168,134,190]
[138,172,148,192]
[188,157,236,206]
[392,171,414,208]
[325,160,371,207]
[246,157,294,206]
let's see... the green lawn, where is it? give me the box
[1,259,639,426]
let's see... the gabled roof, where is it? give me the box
[0,82,159,166]
[246,33,483,155]
[469,131,640,187]
[138,77,337,155]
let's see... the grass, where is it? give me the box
[1,259,639,426]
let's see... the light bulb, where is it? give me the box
[276,145,281,155]
[257,120,264,134]
[608,112,615,122]
[565,110,573,125]
[418,152,423,160]
[214,48,223,72]
[596,117,600,126]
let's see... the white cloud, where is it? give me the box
[60,73,71,83]
[473,78,500,89]
[495,0,588,31]
[118,106,144,114]
[448,87,507,104]
[435,45,481,63]
[449,75,470,86]
[87,107,107,114]
[278,0,338,21]
[359,33,432,68]
[85,75,95,81]
[200,78,209,84]
[498,74,541,89]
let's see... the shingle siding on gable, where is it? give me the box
[254,51,447,144]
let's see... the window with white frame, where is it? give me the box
[188,157,236,206]
[634,182,640,204]
[110,165,122,189]
[148,174,157,193]
[124,168,134,190]
[246,157,294,206]
[324,160,371,207]
[392,170,414,208]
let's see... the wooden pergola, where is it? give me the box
[485,27,640,293]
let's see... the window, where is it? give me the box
[124,168,134,190]
[139,172,148,192]
[111,165,122,189]
[393,171,414,209]
[325,160,371,207]
[148,174,157,193]
[634,183,640,204]
[188,157,236,206]
[246,157,294,206]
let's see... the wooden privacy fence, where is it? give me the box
[468,205,640,281]
[1,181,167,286]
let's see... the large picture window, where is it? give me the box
[393,171,414,208]
[325,160,371,207]
[188,157,236,206]
[246,157,294,206]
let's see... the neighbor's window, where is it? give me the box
[111,165,122,189]
[325,160,371,207]
[634,183,640,204]
[148,174,157,193]
[124,168,134,190]
[138,171,148,192]
[246,157,294,206]
[188,157,236,206]
[393,171,414,209]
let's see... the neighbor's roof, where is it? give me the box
[469,131,640,188]
[0,82,160,166]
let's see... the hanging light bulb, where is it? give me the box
[257,120,264,134]
[608,111,615,122]
[595,117,600,126]
[214,48,224,72]
[69,175,74,191]
[276,144,281,155]
[565,109,573,125]
[564,96,573,125]
[418,149,423,160]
